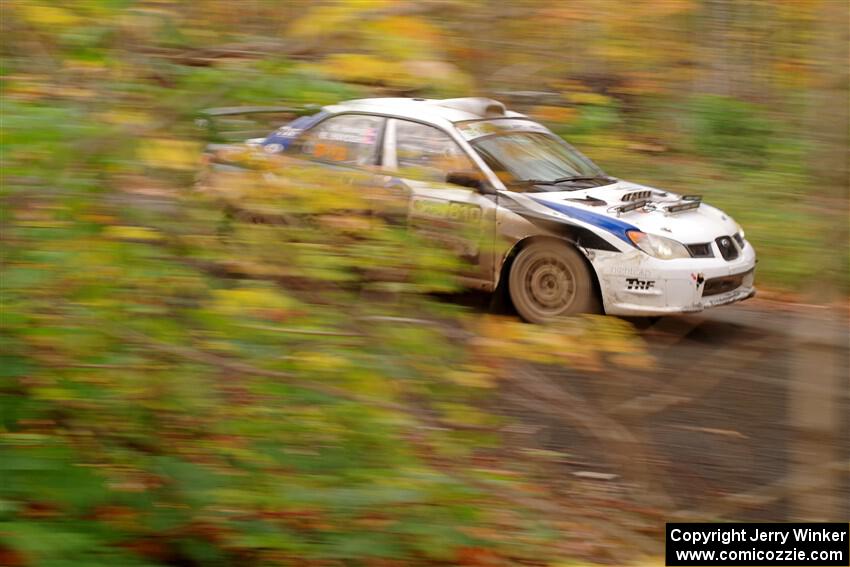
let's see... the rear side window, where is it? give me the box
[262,111,327,153]
[394,120,473,181]
[295,114,383,166]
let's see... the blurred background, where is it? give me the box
[1,1,848,565]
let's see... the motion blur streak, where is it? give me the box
[1,1,847,565]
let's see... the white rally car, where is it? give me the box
[206,97,756,323]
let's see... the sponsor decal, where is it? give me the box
[457,119,550,140]
[606,266,654,278]
[275,126,304,138]
[262,112,327,152]
[311,142,348,162]
[702,290,745,308]
[318,128,368,144]
[412,198,482,223]
[626,277,655,291]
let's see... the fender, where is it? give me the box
[497,193,621,252]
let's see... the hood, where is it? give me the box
[523,180,740,245]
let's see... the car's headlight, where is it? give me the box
[626,230,691,259]
[731,221,746,248]
[734,221,745,240]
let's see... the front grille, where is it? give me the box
[715,235,739,261]
[686,242,714,258]
[703,270,751,297]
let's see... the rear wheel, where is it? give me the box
[508,241,599,323]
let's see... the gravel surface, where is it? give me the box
[495,298,849,524]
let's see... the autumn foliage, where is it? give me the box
[1,1,847,565]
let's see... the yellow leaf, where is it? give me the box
[137,139,201,171]
[103,225,164,242]
[532,105,578,124]
[565,92,613,106]
[210,287,296,317]
[18,4,80,26]
[370,16,439,42]
[100,110,151,128]
[318,54,400,84]
[294,351,348,373]
[445,369,497,389]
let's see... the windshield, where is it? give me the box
[471,132,610,190]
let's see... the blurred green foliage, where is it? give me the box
[1,1,846,565]
[2,126,649,564]
[690,95,774,168]
[1,5,653,565]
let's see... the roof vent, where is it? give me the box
[435,97,506,118]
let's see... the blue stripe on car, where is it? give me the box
[262,111,327,151]
[530,197,637,244]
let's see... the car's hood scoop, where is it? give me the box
[525,181,740,243]
[564,195,607,207]
[620,189,652,202]
[573,181,667,205]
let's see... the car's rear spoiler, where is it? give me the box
[195,104,321,143]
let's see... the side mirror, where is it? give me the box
[445,171,493,193]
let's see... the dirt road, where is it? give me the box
[496,298,849,526]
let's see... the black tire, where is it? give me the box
[507,240,599,323]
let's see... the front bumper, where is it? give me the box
[591,242,757,316]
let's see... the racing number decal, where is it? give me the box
[410,197,482,261]
[411,197,482,223]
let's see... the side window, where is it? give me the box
[395,120,474,182]
[296,114,383,166]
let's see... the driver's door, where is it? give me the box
[382,118,497,287]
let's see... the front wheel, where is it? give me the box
[507,241,599,323]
